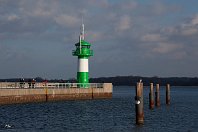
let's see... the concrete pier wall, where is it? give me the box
[0,83,113,105]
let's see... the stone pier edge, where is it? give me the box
[0,83,113,105]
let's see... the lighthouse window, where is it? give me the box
[81,46,89,48]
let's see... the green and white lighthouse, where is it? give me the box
[72,23,93,84]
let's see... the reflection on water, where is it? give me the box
[0,86,197,131]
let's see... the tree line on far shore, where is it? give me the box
[0,76,198,86]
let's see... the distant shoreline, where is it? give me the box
[1,76,198,86]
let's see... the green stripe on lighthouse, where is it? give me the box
[77,72,89,83]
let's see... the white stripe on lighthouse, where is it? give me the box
[78,58,89,72]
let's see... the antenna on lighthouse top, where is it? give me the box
[79,16,84,54]
[81,16,85,40]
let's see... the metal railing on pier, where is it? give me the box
[0,82,104,89]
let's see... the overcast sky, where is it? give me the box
[0,0,198,79]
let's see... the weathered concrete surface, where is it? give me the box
[0,95,46,105]
[0,83,113,105]
[47,88,93,101]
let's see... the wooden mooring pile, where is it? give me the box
[135,82,171,125]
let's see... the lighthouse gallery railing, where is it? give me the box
[0,82,104,89]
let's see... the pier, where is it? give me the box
[0,82,112,105]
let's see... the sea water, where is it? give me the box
[0,86,198,132]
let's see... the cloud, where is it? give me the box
[115,15,132,31]
[152,42,183,54]
[152,2,168,15]
[162,14,198,37]
[55,14,80,28]
[141,13,198,61]
[18,0,58,17]
[181,28,198,36]
[7,14,20,21]
[121,1,137,10]
[161,27,178,35]
[87,31,105,42]
[0,43,28,61]
[141,34,166,42]
[89,0,109,8]
[191,15,198,25]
